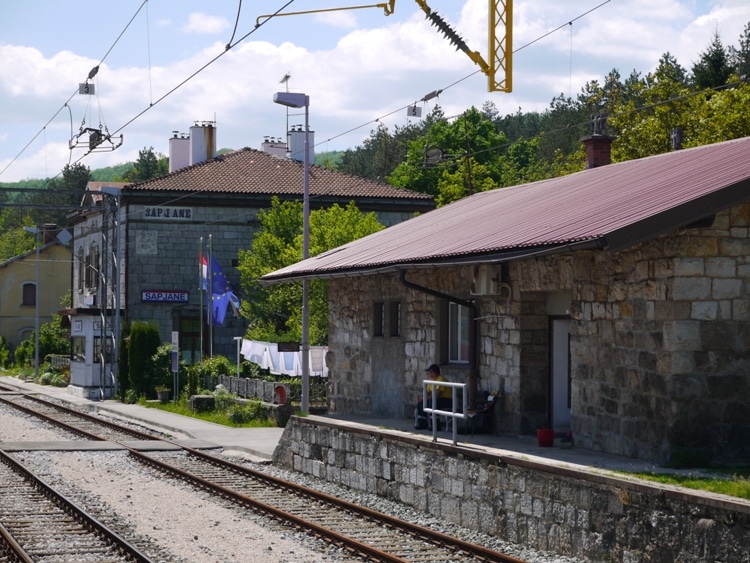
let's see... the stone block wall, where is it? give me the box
[274,417,750,562]
[571,203,750,463]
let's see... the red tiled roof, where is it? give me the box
[124,148,431,202]
[262,136,750,282]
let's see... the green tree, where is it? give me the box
[0,224,36,262]
[610,53,699,160]
[13,313,69,369]
[238,198,384,344]
[123,147,168,183]
[337,121,425,180]
[127,321,161,396]
[730,22,750,81]
[388,107,509,197]
[22,163,91,227]
[692,31,733,90]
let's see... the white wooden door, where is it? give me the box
[551,318,571,431]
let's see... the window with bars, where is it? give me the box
[77,247,84,292]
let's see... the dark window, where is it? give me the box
[77,247,84,292]
[389,301,401,337]
[93,336,113,363]
[22,283,36,306]
[71,336,86,362]
[91,245,99,289]
[373,302,384,337]
[180,317,202,365]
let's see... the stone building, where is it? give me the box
[64,126,433,399]
[263,135,750,464]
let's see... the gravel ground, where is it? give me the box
[0,404,586,563]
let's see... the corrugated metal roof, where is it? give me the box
[262,136,750,283]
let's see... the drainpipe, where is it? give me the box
[399,270,478,408]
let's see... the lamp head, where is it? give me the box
[273,92,309,108]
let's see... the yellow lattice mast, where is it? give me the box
[413,1,511,92]
[257,0,511,92]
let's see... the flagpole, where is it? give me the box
[209,234,213,358]
[199,237,204,362]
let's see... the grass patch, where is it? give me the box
[624,467,750,500]
[140,397,277,428]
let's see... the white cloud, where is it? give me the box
[182,13,229,35]
[2,1,750,182]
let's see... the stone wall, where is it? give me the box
[274,417,750,562]
[325,203,750,463]
[571,204,750,463]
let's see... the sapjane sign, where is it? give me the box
[142,291,189,303]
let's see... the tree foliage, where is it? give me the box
[127,321,161,396]
[692,31,733,90]
[122,147,168,183]
[238,197,384,344]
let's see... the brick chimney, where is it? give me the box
[581,134,615,168]
[581,113,615,169]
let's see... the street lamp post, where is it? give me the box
[23,226,40,379]
[273,91,310,415]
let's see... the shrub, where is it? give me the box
[213,384,235,411]
[14,339,34,367]
[39,370,69,387]
[228,400,267,424]
[128,321,161,396]
[193,355,233,390]
[149,343,187,398]
[0,337,10,368]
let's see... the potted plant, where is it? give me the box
[155,385,170,402]
[537,427,555,447]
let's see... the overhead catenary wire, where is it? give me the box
[0,0,150,180]
[319,0,613,148]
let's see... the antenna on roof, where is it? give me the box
[279,72,292,152]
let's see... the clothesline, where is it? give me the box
[239,339,328,377]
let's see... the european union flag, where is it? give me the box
[201,254,233,326]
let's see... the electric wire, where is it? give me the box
[0,0,149,180]
[320,0,613,147]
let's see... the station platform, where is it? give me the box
[0,375,668,474]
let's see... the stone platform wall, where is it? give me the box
[273,416,750,562]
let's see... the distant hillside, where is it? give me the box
[90,162,134,182]
[0,148,344,192]
[315,150,342,168]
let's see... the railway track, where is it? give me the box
[0,393,162,442]
[0,450,151,562]
[129,446,525,563]
[0,385,528,563]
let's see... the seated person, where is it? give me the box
[416,364,453,424]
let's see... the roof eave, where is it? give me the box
[258,238,605,286]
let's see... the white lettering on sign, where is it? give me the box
[142,291,189,303]
[143,207,193,220]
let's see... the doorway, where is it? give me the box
[550,317,571,432]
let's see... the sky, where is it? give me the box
[1,0,750,182]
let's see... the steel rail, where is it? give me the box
[128,445,527,563]
[0,519,34,563]
[0,393,158,442]
[0,384,526,562]
[0,450,153,562]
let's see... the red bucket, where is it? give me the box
[537,428,555,447]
